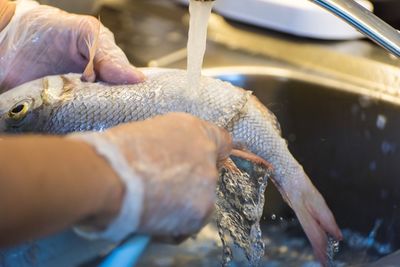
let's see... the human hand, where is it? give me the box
[0,0,144,93]
[69,113,232,242]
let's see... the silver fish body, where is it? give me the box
[1,69,285,174]
[0,68,341,264]
[27,71,257,134]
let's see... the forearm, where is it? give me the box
[0,0,15,32]
[0,135,124,247]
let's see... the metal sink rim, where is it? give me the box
[203,65,400,105]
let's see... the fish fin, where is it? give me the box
[273,176,343,266]
[230,149,274,172]
[220,157,241,174]
[60,76,76,101]
[82,17,101,83]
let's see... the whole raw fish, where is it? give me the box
[0,68,342,264]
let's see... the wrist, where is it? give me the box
[68,132,144,242]
[63,137,125,231]
[0,0,15,32]
[77,152,125,231]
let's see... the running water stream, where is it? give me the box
[186,1,270,265]
[186,0,214,92]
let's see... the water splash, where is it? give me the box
[216,156,273,266]
[342,219,393,255]
[327,236,340,267]
[136,219,392,267]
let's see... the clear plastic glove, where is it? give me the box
[0,0,144,93]
[69,113,232,242]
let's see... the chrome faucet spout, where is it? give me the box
[198,0,400,58]
[310,0,400,58]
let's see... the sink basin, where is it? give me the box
[136,66,400,267]
[1,66,399,267]
[207,66,400,241]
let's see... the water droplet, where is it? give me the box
[381,141,396,155]
[376,114,387,130]
[369,161,377,171]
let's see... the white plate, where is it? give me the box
[177,0,374,40]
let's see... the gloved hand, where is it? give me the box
[0,0,144,93]
[69,113,232,242]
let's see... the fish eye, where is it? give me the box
[8,101,31,121]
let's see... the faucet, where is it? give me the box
[310,0,400,58]
[195,0,400,58]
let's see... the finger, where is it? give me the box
[200,121,233,161]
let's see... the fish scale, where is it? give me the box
[0,68,313,194]
[0,68,342,265]
[38,73,250,136]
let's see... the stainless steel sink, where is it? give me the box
[136,66,400,267]
[207,67,400,238]
[3,1,400,266]
[1,68,399,266]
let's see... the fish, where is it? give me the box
[0,68,342,264]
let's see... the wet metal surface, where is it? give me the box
[99,1,400,78]
[100,2,400,266]
[211,67,400,248]
[135,66,400,266]
[2,1,400,266]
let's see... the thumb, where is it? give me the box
[78,17,145,84]
[200,121,233,162]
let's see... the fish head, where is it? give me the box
[0,75,69,133]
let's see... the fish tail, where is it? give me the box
[246,97,342,265]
